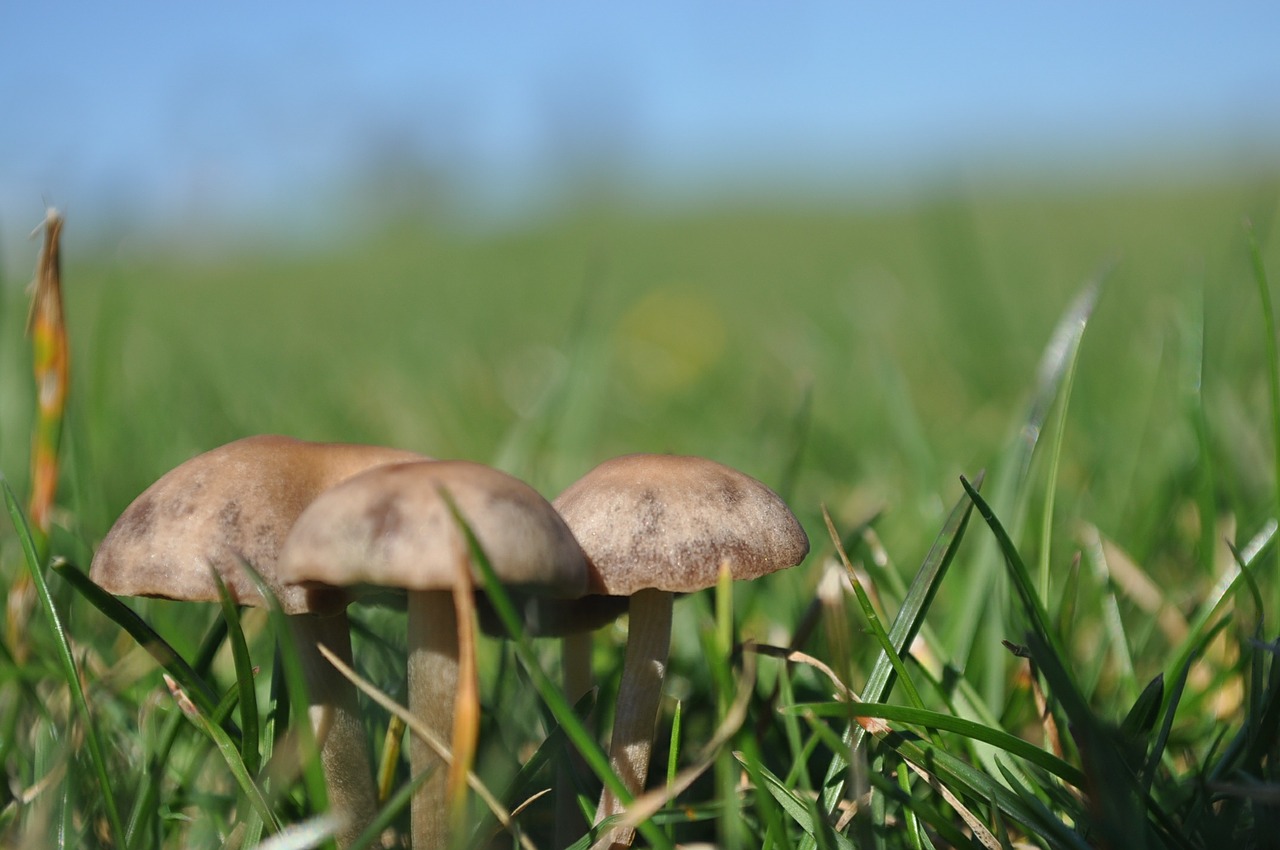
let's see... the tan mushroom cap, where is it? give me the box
[552,453,810,596]
[89,435,428,614]
[277,460,588,598]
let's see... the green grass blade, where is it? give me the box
[946,279,1101,668]
[824,508,926,713]
[164,673,281,833]
[803,715,985,848]
[748,757,854,850]
[960,476,1065,662]
[123,616,229,849]
[1,472,126,848]
[1036,292,1086,602]
[1022,630,1153,848]
[212,569,261,776]
[232,558,331,829]
[817,476,978,817]
[788,701,1085,788]
[52,557,226,722]
[1165,528,1271,692]
[1246,218,1280,553]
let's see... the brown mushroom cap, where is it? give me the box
[552,452,810,596]
[89,435,428,614]
[277,460,588,598]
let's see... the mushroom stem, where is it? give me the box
[287,612,378,849]
[407,589,461,848]
[594,588,673,849]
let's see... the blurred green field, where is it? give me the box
[2,173,1279,847]
[4,176,1277,578]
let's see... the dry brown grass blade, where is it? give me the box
[744,643,890,735]
[450,542,480,835]
[902,759,1001,850]
[9,208,69,662]
[316,644,538,850]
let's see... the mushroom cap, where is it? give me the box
[552,453,810,596]
[89,435,428,614]
[277,460,588,598]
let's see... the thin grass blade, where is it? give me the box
[160,676,280,834]
[817,475,978,814]
[52,557,226,722]
[233,559,331,824]
[2,473,126,847]
[946,279,1101,669]
[212,568,262,776]
[960,477,1065,662]
[789,701,1085,788]
[823,507,926,712]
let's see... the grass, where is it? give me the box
[0,173,1278,848]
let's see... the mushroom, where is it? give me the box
[551,453,810,848]
[275,459,589,849]
[89,434,427,848]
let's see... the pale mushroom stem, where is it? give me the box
[287,612,379,849]
[407,589,461,848]
[594,588,673,850]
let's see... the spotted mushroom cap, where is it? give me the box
[277,459,589,599]
[552,453,810,597]
[89,435,428,614]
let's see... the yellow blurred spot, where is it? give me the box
[615,288,726,396]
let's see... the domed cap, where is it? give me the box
[89,435,427,614]
[552,453,810,596]
[277,460,588,598]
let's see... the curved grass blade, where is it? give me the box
[788,701,1085,788]
[212,569,261,776]
[1022,630,1168,849]
[946,279,1101,669]
[959,476,1064,662]
[124,616,229,848]
[802,714,989,849]
[823,507,926,714]
[233,559,331,827]
[1246,219,1280,564]
[165,672,281,834]
[1140,620,1227,803]
[2,473,126,847]
[817,475,979,815]
[993,761,1093,850]
[52,557,226,722]
[747,758,853,850]
[1165,527,1272,695]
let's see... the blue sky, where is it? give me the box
[3,2,1279,250]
